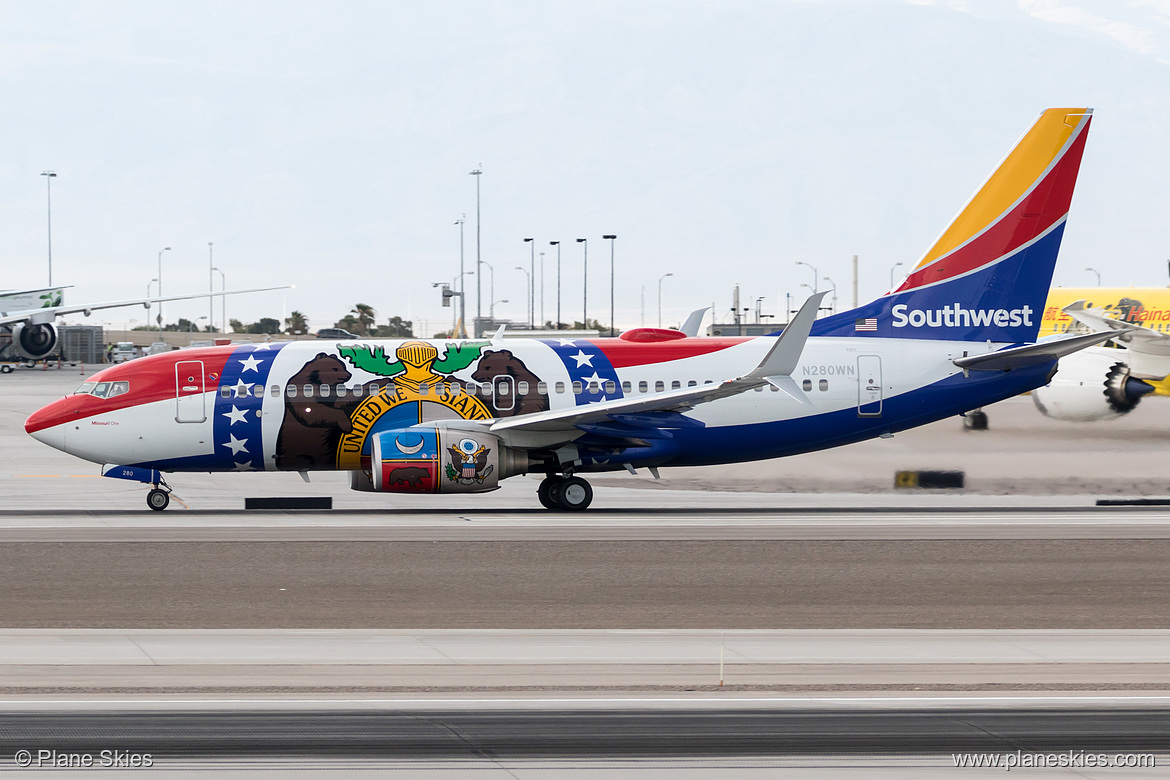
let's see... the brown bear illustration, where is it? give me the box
[275,353,354,470]
[470,349,549,417]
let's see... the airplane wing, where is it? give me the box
[489,292,827,436]
[0,286,293,327]
[0,285,72,300]
[953,330,1117,371]
[1061,300,1170,348]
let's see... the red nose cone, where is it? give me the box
[25,396,73,436]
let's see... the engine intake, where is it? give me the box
[363,427,527,493]
[10,322,58,360]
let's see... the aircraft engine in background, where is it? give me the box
[1032,348,1155,422]
[351,427,530,493]
[9,321,58,360]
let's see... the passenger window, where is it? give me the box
[335,385,347,398]
[537,381,547,395]
[819,379,828,391]
[671,380,681,390]
[419,383,430,396]
[654,380,665,392]
[517,380,529,395]
[572,381,583,395]
[802,379,812,391]
[481,382,493,396]
[588,381,599,393]
[555,381,565,394]
[449,381,461,394]
[252,385,264,398]
[621,381,631,393]
[286,385,298,398]
[638,380,648,393]
[270,385,280,397]
[704,380,713,384]
[688,380,697,387]
[352,384,364,398]
[302,384,314,398]
[319,385,331,398]
[221,386,232,399]
[605,380,616,394]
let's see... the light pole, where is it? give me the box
[514,266,531,329]
[889,261,904,290]
[658,272,673,328]
[455,217,467,337]
[550,241,561,329]
[1086,267,1101,286]
[523,238,535,329]
[41,171,56,286]
[539,251,545,328]
[795,261,817,293]
[208,242,214,329]
[603,234,617,336]
[212,266,226,333]
[577,238,588,328]
[469,167,482,335]
[755,297,765,324]
[491,299,508,318]
[156,246,171,339]
[823,276,837,315]
[482,261,495,322]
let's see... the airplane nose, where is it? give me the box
[25,398,71,452]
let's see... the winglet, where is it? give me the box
[491,324,507,343]
[746,291,829,380]
[679,307,712,337]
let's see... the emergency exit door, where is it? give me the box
[857,355,883,417]
[175,360,206,423]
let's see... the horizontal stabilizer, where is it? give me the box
[953,330,1116,371]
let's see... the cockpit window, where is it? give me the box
[73,380,130,399]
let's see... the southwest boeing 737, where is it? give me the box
[26,108,1108,511]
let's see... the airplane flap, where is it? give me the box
[953,330,1116,371]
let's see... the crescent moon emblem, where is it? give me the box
[395,435,425,455]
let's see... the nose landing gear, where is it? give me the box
[146,487,171,511]
[537,474,594,511]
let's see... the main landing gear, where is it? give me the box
[146,481,173,511]
[537,474,594,511]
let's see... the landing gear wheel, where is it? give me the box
[556,476,593,511]
[538,477,563,510]
[963,409,989,431]
[147,488,170,511]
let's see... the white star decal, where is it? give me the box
[233,379,253,398]
[252,342,273,350]
[588,396,608,404]
[223,434,249,456]
[238,354,263,373]
[584,372,604,385]
[571,350,595,368]
[223,405,249,425]
[557,338,577,347]
[233,460,255,471]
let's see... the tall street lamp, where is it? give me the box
[576,238,588,328]
[208,242,214,329]
[658,272,673,328]
[549,241,562,329]
[889,262,904,290]
[41,171,56,286]
[455,217,467,337]
[157,246,172,339]
[795,261,818,293]
[491,299,508,318]
[539,251,545,327]
[1086,267,1101,286]
[212,266,226,333]
[515,266,531,329]
[469,167,483,335]
[523,238,535,329]
[603,234,617,336]
[482,261,495,321]
[823,276,837,315]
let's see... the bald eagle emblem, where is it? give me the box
[446,437,494,484]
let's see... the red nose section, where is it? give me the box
[25,396,76,435]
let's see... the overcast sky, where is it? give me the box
[4,0,1170,335]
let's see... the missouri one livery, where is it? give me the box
[27,108,1109,511]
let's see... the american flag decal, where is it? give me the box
[854,317,877,332]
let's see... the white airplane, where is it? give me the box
[1,283,290,363]
[26,107,1110,511]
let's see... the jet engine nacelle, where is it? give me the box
[359,427,528,494]
[10,321,58,360]
[1032,349,1155,422]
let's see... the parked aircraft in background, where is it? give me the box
[1029,287,1170,421]
[26,108,1109,511]
[0,284,291,363]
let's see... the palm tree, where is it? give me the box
[351,303,376,336]
[284,310,308,335]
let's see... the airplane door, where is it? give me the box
[493,375,515,414]
[857,355,883,417]
[175,360,206,423]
